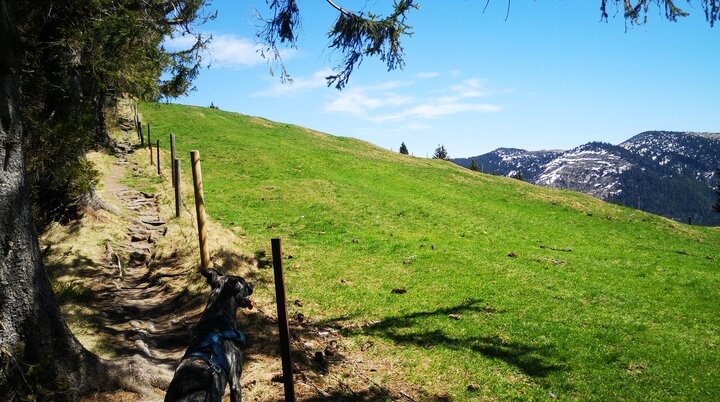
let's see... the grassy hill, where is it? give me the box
[140,102,720,401]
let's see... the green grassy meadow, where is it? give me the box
[140,102,720,401]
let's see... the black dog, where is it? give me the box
[164,268,254,402]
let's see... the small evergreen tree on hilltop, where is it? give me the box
[470,159,479,171]
[433,144,449,160]
[399,142,409,154]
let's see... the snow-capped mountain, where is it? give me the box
[453,148,562,183]
[452,131,720,226]
[620,131,720,186]
[534,142,635,199]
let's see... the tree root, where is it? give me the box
[98,355,173,396]
[78,187,121,217]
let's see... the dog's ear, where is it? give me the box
[199,267,221,287]
[237,281,253,296]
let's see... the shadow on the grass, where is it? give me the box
[319,298,566,379]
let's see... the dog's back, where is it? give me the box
[164,268,252,402]
[164,357,225,402]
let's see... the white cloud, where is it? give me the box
[406,122,432,130]
[364,80,410,91]
[373,102,501,122]
[163,34,199,50]
[454,78,491,96]
[209,34,267,68]
[325,87,414,116]
[163,32,294,69]
[253,69,333,97]
[251,69,504,122]
[415,72,439,79]
[434,78,493,103]
[322,75,502,122]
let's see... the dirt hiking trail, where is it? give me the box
[41,118,441,401]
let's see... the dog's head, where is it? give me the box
[200,267,254,310]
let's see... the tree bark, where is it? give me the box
[0,4,118,400]
[1,5,172,400]
[93,90,117,151]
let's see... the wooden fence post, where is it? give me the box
[174,158,181,218]
[148,124,153,165]
[139,121,144,146]
[272,238,296,402]
[170,133,177,187]
[156,140,160,175]
[191,150,210,269]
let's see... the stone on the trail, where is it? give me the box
[134,339,152,357]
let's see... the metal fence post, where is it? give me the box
[170,133,177,187]
[272,238,296,402]
[148,123,153,165]
[174,158,181,218]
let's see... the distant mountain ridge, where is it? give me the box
[620,131,720,186]
[452,131,720,226]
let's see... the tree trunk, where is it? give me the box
[1,4,163,400]
[93,90,117,151]
[0,3,95,400]
[1,6,172,400]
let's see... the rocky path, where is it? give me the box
[83,133,203,400]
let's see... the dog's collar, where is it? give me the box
[186,329,246,375]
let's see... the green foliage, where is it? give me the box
[399,142,409,154]
[53,282,93,305]
[143,102,720,401]
[469,159,479,171]
[432,144,449,160]
[22,98,100,227]
[259,0,418,89]
[612,166,720,225]
[257,0,301,83]
[601,0,719,26]
[325,0,418,89]
[16,0,211,227]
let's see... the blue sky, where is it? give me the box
[169,0,719,158]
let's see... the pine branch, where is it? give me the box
[325,0,418,89]
[600,0,718,25]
